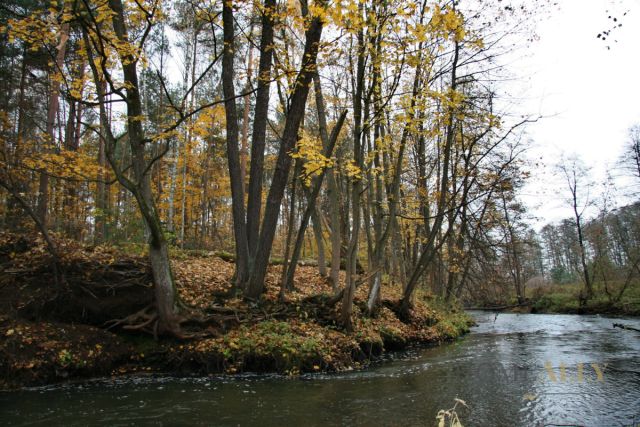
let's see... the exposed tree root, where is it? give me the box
[104,303,250,339]
[104,305,155,331]
[104,294,350,340]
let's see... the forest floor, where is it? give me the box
[0,233,472,389]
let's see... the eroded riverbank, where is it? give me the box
[0,235,471,389]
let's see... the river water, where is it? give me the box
[1,312,639,426]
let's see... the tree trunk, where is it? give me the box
[84,0,183,335]
[313,73,341,290]
[311,207,327,277]
[282,112,346,292]
[167,140,178,233]
[95,107,107,243]
[5,46,29,230]
[222,1,250,288]
[37,22,70,228]
[341,11,365,331]
[400,41,460,317]
[574,190,593,300]
[180,30,199,248]
[502,194,525,304]
[279,158,302,296]
[148,236,179,334]
[245,9,325,299]
[246,0,277,258]
[240,24,255,187]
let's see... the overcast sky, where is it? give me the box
[509,0,640,227]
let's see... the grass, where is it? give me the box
[529,281,640,315]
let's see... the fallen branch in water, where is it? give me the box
[613,323,640,333]
[464,302,530,311]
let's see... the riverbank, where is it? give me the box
[4,312,639,426]
[467,283,640,316]
[0,233,472,389]
[527,282,640,316]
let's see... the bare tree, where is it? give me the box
[557,156,595,302]
[618,124,640,198]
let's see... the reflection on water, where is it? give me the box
[1,313,639,426]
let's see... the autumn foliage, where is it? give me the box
[0,0,585,387]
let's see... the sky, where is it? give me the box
[507,0,640,227]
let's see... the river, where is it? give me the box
[1,312,639,426]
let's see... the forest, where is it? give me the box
[0,0,639,391]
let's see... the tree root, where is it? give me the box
[103,289,370,340]
[104,304,241,340]
[104,305,155,331]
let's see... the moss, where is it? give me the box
[378,325,406,350]
[429,309,468,339]
[160,300,473,379]
[211,321,329,374]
